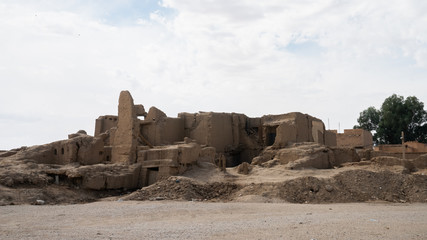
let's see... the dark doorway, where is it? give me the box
[266,126,278,146]
[146,167,159,186]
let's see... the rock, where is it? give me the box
[35,199,45,205]
[77,130,87,135]
[325,184,334,192]
[237,162,252,174]
[3,177,14,187]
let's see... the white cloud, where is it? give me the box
[0,0,426,149]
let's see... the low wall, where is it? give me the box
[371,151,423,160]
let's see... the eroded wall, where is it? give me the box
[374,141,427,153]
[336,129,373,149]
[141,107,185,146]
[111,91,139,164]
[262,112,327,148]
[94,115,118,137]
[13,134,105,165]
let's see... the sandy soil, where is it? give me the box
[1,201,426,240]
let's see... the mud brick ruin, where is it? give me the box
[0,91,390,190]
[2,90,427,205]
[91,91,343,186]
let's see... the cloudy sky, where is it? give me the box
[1,0,426,150]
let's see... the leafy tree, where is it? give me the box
[354,106,380,132]
[354,94,427,144]
[354,106,381,142]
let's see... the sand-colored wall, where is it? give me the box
[375,141,427,153]
[336,129,373,148]
[325,130,337,146]
[263,112,326,147]
[94,115,118,136]
[209,113,234,152]
[183,112,234,152]
[111,91,139,164]
[13,135,105,165]
[312,120,325,145]
[142,107,185,146]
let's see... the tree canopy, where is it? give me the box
[354,94,427,144]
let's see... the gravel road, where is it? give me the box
[1,201,426,239]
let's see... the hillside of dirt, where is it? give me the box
[124,162,427,203]
[1,144,427,205]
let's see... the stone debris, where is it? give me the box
[35,199,45,205]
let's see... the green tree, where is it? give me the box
[355,94,427,144]
[354,106,381,143]
[354,106,380,131]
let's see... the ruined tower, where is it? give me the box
[111,91,139,164]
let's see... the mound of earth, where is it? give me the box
[234,169,427,203]
[0,184,124,206]
[122,168,427,204]
[1,143,427,205]
[123,176,240,201]
[0,157,138,205]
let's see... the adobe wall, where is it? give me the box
[209,113,235,152]
[137,142,204,186]
[370,151,422,160]
[374,141,427,153]
[406,141,427,153]
[263,112,326,148]
[232,114,262,164]
[336,129,373,149]
[111,91,139,164]
[312,120,325,145]
[94,115,118,137]
[141,107,185,146]
[272,121,296,148]
[13,134,105,165]
[180,112,234,152]
[325,130,337,146]
[178,112,261,165]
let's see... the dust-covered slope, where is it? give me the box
[124,161,427,203]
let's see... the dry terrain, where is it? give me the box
[1,143,427,239]
[1,201,426,240]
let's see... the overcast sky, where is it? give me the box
[1,0,427,150]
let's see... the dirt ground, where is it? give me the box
[1,147,427,239]
[1,201,426,240]
[1,159,427,205]
[122,162,427,204]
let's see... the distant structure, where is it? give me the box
[328,129,373,149]
[93,91,336,186]
[374,141,427,153]
[6,90,341,188]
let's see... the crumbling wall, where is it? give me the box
[141,107,185,146]
[72,164,142,190]
[337,129,373,148]
[183,112,234,152]
[179,112,261,166]
[12,134,105,165]
[237,115,262,163]
[137,143,201,165]
[94,115,118,137]
[375,141,427,153]
[111,91,139,164]
[311,120,325,145]
[139,161,179,187]
[272,121,296,148]
[253,143,360,169]
[325,130,337,146]
[262,112,326,148]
